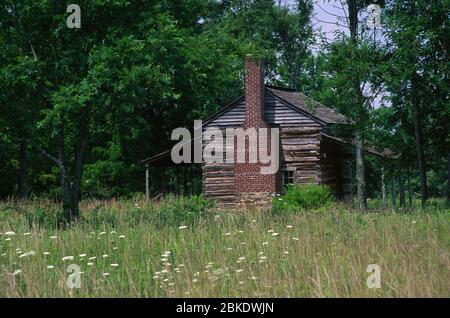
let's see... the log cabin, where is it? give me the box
[141,55,391,209]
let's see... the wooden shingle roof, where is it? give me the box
[266,86,349,125]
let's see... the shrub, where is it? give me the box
[153,194,214,227]
[273,184,334,213]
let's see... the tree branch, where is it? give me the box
[315,2,347,19]
[25,138,62,168]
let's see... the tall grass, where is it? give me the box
[0,197,449,297]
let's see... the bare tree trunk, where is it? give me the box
[381,167,387,208]
[60,164,79,223]
[391,174,397,209]
[408,171,413,210]
[399,169,405,208]
[447,154,450,205]
[411,74,428,207]
[145,164,150,201]
[57,114,80,223]
[355,132,367,210]
[347,0,367,211]
[18,139,28,199]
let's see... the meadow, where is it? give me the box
[0,196,449,298]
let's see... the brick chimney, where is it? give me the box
[234,55,278,208]
[243,55,266,129]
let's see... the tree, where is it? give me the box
[312,0,386,210]
[383,0,449,206]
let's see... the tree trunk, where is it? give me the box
[355,132,367,210]
[399,169,405,208]
[447,153,450,205]
[408,171,413,210]
[18,139,28,199]
[347,0,367,211]
[411,74,428,206]
[60,164,79,223]
[58,115,80,223]
[381,167,387,208]
[391,174,397,209]
[145,164,150,201]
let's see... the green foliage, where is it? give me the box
[151,195,214,227]
[273,184,334,213]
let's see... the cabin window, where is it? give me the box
[283,171,294,186]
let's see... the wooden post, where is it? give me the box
[381,167,387,208]
[145,164,150,201]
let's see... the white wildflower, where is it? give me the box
[102,272,110,277]
[87,262,94,266]
[79,254,86,258]
[262,242,269,245]
[102,254,108,258]
[110,263,119,267]
[286,225,293,228]
[19,251,35,258]
[5,231,15,236]
[272,232,279,236]
[12,269,22,276]
[43,252,50,256]
[47,265,54,269]
[178,225,187,230]
[23,232,31,236]
[88,256,96,260]
[50,235,57,239]
[62,256,74,261]
[119,235,125,239]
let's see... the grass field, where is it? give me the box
[0,197,449,297]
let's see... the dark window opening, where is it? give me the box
[283,171,294,186]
